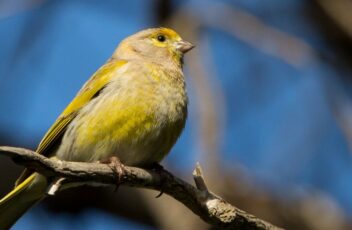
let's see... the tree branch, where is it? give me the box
[0,146,282,230]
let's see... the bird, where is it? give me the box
[0,27,194,229]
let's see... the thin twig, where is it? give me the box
[193,162,209,192]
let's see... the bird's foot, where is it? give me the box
[150,163,166,198]
[99,156,126,190]
[150,162,164,172]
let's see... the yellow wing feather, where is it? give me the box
[37,59,127,156]
[15,59,127,186]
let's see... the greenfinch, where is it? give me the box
[0,28,194,229]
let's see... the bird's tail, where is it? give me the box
[0,173,46,229]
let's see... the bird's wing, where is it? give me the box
[36,59,127,155]
[15,59,127,186]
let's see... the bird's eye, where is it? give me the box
[157,35,166,42]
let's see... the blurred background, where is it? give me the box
[1,0,352,229]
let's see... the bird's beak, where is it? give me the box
[175,40,195,53]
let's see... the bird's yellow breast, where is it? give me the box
[56,61,187,166]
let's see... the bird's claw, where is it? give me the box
[100,156,126,191]
[150,163,166,198]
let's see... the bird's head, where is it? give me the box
[113,28,195,68]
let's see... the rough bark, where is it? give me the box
[0,146,282,230]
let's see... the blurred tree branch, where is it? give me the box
[161,3,352,230]
[314,0,352,41]
[0,0,45,19]
[311,0,352,152]
[0,146,282,230]
[174,4,316,68]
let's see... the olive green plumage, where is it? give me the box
[0,27,194,229]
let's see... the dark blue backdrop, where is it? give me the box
[0,0,351,229]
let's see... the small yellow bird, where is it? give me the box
[0,28,194,229]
